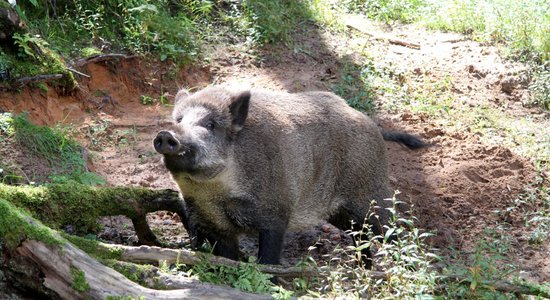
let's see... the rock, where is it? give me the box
[467,64,487,78]
[321,224,332,233]
[424,127,445,138]
[330,233,341,241]
[501,76,519,94]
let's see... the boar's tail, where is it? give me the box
[380,129,429,150]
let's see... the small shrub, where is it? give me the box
[344,0,425,23]
[310,193,440,298]
[332,60,376,112]
[192,255,292,299]
[529,62,550,110]
[139,95,155,105]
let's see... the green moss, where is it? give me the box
[4,33,77,89]
[0,198,61,249]
[62,233,122,261]
[106,260,165,289]
[70,266,90,292]
[80,47,102,58]
[0,182,162,234]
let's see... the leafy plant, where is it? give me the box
[344,0,425,24]
[139,95,155,105]
[332,60,376,112]
[192,255,292,298]
[441,227,518,299]
[529,62,550,109]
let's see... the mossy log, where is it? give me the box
[0,198,271,299]
[2,183,548,299]
[0,182,191,246]
[68,240,319,278]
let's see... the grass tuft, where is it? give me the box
[2,113,105,185]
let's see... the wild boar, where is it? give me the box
[154,86,426,266]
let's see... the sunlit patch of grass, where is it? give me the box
[420,0,548,62]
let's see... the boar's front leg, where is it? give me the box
[258,226,286,265]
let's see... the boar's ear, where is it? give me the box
[229,91,250,133]
[174,89,190,105]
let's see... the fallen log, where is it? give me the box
[0,198,271,299]
[0,182,190,246]
[93,243,319,278]
[14,74,64,87]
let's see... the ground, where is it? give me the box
[1,18,548,287]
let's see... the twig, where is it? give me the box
[66,67,90,78]
[441,275,550,299]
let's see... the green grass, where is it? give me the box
[420,0,549,62]
[306,195,441,299]
[0,113,104,185]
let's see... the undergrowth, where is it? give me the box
[188,255,292,299]
[307,195,440,299]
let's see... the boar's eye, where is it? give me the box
[175,116,183,123]
[205,121,215,131]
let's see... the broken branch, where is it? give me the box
[14,74,64,87]
[15,237,271,299]
[74,54,140,67]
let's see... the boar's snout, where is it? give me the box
[154,131,180,155]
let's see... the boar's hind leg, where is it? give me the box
[328,206,382,269]
[258,227,286,265]
[205,232,239,261]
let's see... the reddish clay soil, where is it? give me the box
[1,21,548,284]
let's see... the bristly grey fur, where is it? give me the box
[155,85,427,266]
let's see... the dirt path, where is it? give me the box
[1,21,548,283]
